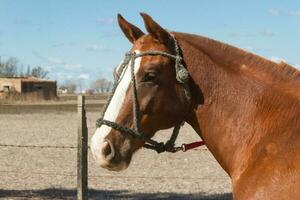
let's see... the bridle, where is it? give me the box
[96,35,199,153]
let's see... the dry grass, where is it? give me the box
[0,93,109,106]
[0,91,58,105]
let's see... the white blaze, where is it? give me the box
[91,50,141,161]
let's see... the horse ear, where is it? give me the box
[117,14,144,43]
[140,12,172,46]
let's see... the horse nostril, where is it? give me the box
[102,141,111,156]
[102,140,115,161]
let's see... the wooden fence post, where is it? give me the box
[77,95,88,200]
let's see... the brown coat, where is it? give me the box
[92,13,300,200]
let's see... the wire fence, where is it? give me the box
[0,141,210,180]
[0,142,217,184]
[1,95,89,200]
[1,95,212,199]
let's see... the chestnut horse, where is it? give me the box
[91,13,300,199]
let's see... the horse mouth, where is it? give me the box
[100,160,128,171]
[93,138,131,172]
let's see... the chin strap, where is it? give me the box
[143,123,206,154]
[143,123,183,153]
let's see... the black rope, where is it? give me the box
[96,35,190,154]
[130,55,142,134]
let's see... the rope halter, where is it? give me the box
[96,35,191,153]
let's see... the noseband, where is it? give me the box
[96,35,191,153]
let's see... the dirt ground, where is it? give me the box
[0,103,232,200]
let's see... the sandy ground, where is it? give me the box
[0,105,232,200]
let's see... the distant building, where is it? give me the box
[0,77,57,100]
[57,88,68,94]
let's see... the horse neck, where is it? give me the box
[175,33,270,178]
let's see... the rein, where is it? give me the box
[96,35,205,153]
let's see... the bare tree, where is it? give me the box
[77,78,86,93]
[0,57,19,77]
[25,65,31,77]
[90,78,113,93]
[19,64,24,77]
[90,79,102,93]
[59,82,77,94]
[31,66,49,79]
[105,80,113,92]
[0,57,49,79]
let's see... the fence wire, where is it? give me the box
[0,143,207,151]
[1,170,227,180]
[0,143,79,149]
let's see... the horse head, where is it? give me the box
[91,13,190,171]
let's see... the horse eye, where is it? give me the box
[142,71,158,83]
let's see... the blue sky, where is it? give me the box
[0,0,299,88]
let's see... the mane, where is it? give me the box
[175,32,300,85]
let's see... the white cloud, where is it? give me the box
[87,44,102,51]
[65,74,74,79]
[87,44,112,52]
[52,71,77,83]
[96,18,115,25]
[51,43,65,48]
[99,30,120,38]
[46,56,82,70]
[43,66,54,72]
[268,9,300,17]
[295,64,300,70]
[230,30,274,38]
[289,11,300,17]
[270,56,286,63]
[13,16,30,25]
[229,32,256,38]
[64,63,82,70]
[268,9,280,16]
[78,73,89,80]
[259,30,274,37]
[47,57,65,65]
[51,42,76,48]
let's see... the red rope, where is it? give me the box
[182,141,205,152]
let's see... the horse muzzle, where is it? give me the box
[91,136,130,171]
